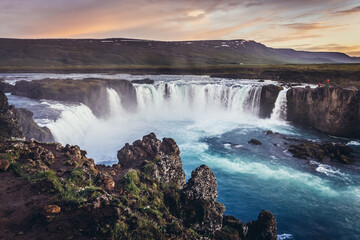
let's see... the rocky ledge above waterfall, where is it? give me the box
[10,78,137,117]
[0,131,277,239]
[287,86,360,138]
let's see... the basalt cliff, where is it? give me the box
[287,86,360,138]
[0,93,277,240]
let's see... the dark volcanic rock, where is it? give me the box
[246,210,277,240]
[14,108,54,142]
[0,79,13,93]
[259,85,282,118]
[11,78,137,117]
[131,78,155,84]
[182,165,225,234]
[248,139,262,145]
[287,86,360,138]
[0,91,24,140]
[0,90,8,111]
[215,215,248,240]
[289,141,353,164]
[0,91,54,141]
[183,164,218,201]
[117,132,186,187]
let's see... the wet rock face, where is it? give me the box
[287,86,360,138]
[289,141,353,164]
[182,165,225,234]
[184,164,218,201]
[117,133,186,187]
[246,210,277,240]
[259,85,282,118]
[131,78,155,84]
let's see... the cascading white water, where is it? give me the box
[45,103,98,144]
[107,88,124,117]
[135,82,263,117]
[270,88,289,121]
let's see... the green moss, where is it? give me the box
[124,169,140,196]
[125,169,140,183]
[112,221,128,239]
[8,161,23,176]
[189,228,201,238]
[128,217,165,240]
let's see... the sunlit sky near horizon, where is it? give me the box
[1,0,360,56]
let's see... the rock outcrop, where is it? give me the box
[183,165,225,233]
[0,79,13,93]
[0,91,24,140]
[11,78,137,117]
[287,86,360,138]
[117,133,186,188]
[0,91,54,142]
[14,108,54,142]
[246,210,277,240]
[215,210,277,240]
[184,164,218,201]
[249,139,262,145]
[289,141,353,164]
[259,85,281,118]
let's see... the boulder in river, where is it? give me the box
[248,139,262,145]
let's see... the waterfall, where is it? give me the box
[107,88,124,117]
[45,103,98,145]
[270,88,289,121]
[134,82,263,116]
[42,81,265,145]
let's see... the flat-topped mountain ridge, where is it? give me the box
[0,38,359,68]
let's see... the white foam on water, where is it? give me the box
[223,143,232,149]
[347,141,360,146]
[309,160,349,180]
[198,153,340,197]
[278,233,294,240]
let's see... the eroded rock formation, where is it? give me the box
[287,86,360,138]
[117,133,186,188]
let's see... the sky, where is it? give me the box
[1,0,360,56]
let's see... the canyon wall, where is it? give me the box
[287,86,360,138]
